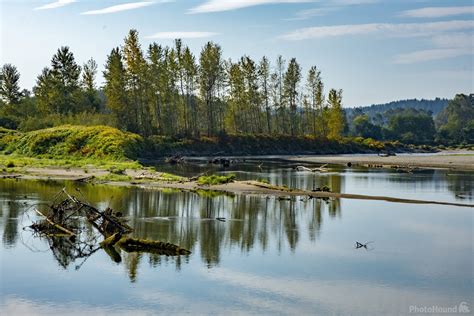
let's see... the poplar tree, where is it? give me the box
[327,88,344,139]
[82,58,100,111]
[258,56,271,134]
[283,58,301,136]
[199,42,223,136]
[123,29,150,135]
[104,48,130,129]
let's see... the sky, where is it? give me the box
[0,0,473,107]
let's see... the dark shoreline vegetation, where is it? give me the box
[0,125,436,166]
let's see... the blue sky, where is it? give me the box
[0,0,472,107]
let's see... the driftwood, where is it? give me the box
[165,154,185,164]
[28,189,191,269]
[295,164,329,172]
[34,208,76,236]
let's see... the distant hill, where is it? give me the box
[346,98,450,119]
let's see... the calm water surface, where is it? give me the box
[1,162,473,315]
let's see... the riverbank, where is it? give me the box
[282,151,474,170]
[1,159,473,208]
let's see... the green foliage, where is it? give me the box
[0,64,22,105]
[327,89,344,139]
[436,94,474,144]
[387,108,436,144]
[0,125,143,160]
[352,115,383,139]
[157,172,185,182]
[197,174,236,185]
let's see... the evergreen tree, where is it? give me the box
[0,64,22,105]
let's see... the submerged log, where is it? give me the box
[116,237,191,256]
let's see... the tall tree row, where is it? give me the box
[2,29,347,139]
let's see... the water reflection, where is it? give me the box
[158,160,473,201]
[0,179,340,280]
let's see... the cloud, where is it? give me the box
[288,0,377,21]
[400,6,474,18]
[286,7,337,21]
[145,31,219,39]
[81,1,169,15]
[189,0,313,14]
[34,0,76,10]
[431,32,473,48]
[280,20,474,40]
[394,48,473,64]
[203,267,455,315]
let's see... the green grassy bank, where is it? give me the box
[0,125,435,171]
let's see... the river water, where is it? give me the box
[0,161,473,315]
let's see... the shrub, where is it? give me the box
[197,174,236,185]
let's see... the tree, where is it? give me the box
[275,55,286,133]
[34,46,82,114]
[388,108,436,144]
[123,29,150,135]
[104,48,130,130]
[82,58,100,111]
[306,66,324,136]
[259,56,271,134]
[352,114,382,139]
[436,94,474,144]
[283,58,301,136]
[199,42,224,136]
[0,64,22,105]
[327,89,344,139]
[182,46,199,136]
[241,56,261,133]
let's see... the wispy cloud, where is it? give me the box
[145,31,219,39]
[189,0,313,14]
[280,20,474,40]
[400,6,474,18]
[394,48,473,64]
[394,32,473,64]
[286,7,337,21]
[288,0,377,21]
[34,0,76,10]
[81,1,168,15]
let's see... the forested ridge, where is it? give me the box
[0,29,472,152]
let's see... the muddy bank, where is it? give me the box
[283,152,474,170]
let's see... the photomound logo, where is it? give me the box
[459,302,470,313]
[409,302,471,314]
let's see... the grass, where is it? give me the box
[197,174,236,185]
[0,154,142,170]
[0,125,143,160]
[95,174,132,182]
[157,172,186,182]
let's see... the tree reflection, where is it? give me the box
[1,178,341,280]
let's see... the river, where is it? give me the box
[1,161,473,315]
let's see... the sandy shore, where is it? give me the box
[282,151,474,170]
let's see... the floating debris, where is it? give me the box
[355,241,374,251]
[27,188,191,269]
